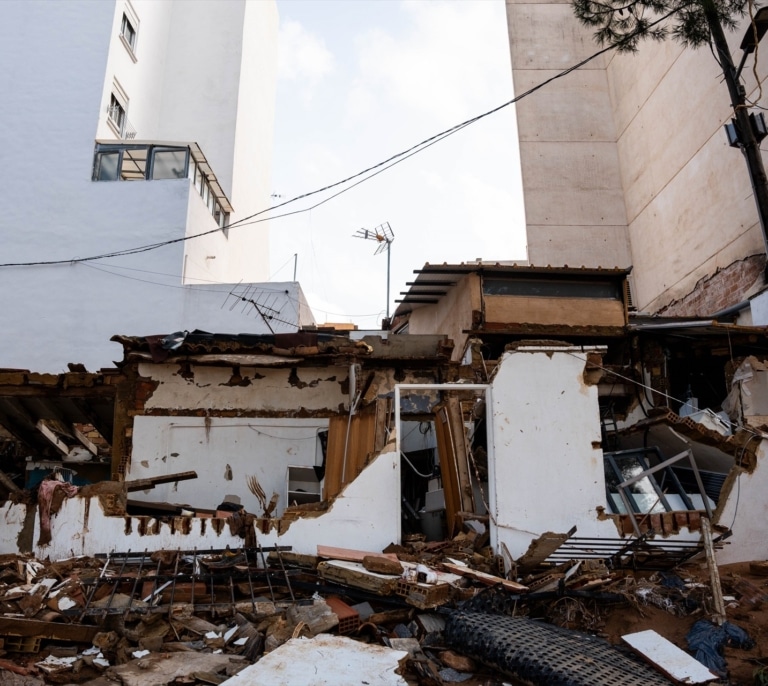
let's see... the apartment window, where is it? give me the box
[92,142,232,229]
[119,3,139,61]
[150,148,189,180]
[107,93,126,137]
[120,14,136,51]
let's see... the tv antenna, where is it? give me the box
[353,222,395,319]
[221,283,296,334]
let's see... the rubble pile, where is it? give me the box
[0,535,766,685]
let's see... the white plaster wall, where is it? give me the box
[258,443,402,556]
[0,443,400,560]
[31,497,247,560]
[95,1,174,140]
[227,0,278,283]
[129,417,328,514]
[178,281,316,332]
[140,364,348,413]
[716,441,768,564]
[0,502,28,552]
[489,348,617,558]
[0,1,279,372]
[96,0,277,285]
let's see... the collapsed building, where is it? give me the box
[0,263,766,569]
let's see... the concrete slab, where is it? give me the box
[220,634,408,685]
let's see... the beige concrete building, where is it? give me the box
[506,0,768,316]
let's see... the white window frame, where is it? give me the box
[119,2,139,61]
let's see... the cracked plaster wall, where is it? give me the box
[138,363,348,413]
[129,417,329,513]
[489,348,617,558]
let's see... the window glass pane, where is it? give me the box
[94,152,120,181]
[151,149,188,180]
[121,14,136,48]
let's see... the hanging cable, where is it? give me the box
[0,8,684,271]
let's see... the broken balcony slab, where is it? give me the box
[219,634,409,686]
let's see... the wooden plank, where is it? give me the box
[516,530,573,574]
[0,617,100,643]
[323,411,376,500]
[441,562,528,592]
[72,425,99,455]
[433,399,474,537]
[0,468,21,493]
[622,630,718,683]
[701,517,727,625]
[125,470,198,492]
[36,419,72,456]
[317,560,399,595]
[317,545,399,563]
[484,294,626,328]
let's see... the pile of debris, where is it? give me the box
[0,532,765,685]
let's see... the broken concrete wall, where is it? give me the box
[119,362,349,506]
[129,417,328,514]
[489,347,618,558]
[0,493,249,559]
[258,440,401,555]
[138,362,348,414]
[716,439,768,564]
[0,439,401,558]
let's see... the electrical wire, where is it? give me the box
[0,14,679,271]
[565,350,768,442]
[78,260,385,320]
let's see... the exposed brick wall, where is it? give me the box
[658,254,766,317]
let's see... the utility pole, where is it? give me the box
[706,0,768,258]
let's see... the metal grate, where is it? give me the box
[542,532,728,571]
[75,546,293,619]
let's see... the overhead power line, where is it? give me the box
[0,12,678,271]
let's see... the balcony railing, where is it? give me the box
[107,105,137,140]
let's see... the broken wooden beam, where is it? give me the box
[125,470,198,492]
[441,562,528,592]
[0,617,100,643]
[0,468,21,493]
[317,545,399,563]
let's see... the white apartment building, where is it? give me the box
[506,0,768,318]
[0,0,312,372]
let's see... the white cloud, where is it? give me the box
[348,1,512,128]
[278,18,335,102]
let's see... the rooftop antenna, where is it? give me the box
[221,284,296,333]
[353,222,395,319]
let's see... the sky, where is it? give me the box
[268,0,526,328]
